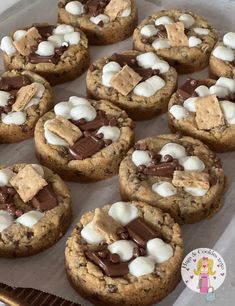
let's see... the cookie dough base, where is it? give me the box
[209,56,235,80]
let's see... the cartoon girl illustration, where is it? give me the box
[194,257,216,294]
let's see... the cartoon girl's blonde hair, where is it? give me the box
[194,258,216,276]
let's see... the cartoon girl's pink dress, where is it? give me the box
[199,272,209,294]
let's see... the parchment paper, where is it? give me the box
[0,0,235,305]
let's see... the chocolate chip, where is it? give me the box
[133,246,146,257]
[109,253,120,263]
[107,284,118,293]
[164,154,173,162]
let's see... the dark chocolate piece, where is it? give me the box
[33,24,55,39]
[84,0,109,17]
[27,53,60,64]
[78,117,109,131]
[0,75,31,91]
[142,160,181,178]
[177,78,198,99]
[111,53,137,68]
[134,67,158,81]
[31,184,58,212]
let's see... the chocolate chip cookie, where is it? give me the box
[133,9,217,74]
[58,0,138,45]
[34,96,134,181]
[0,163,72,257]
[65,200,183,306]
[0,70,53,143]
[119,134,225,224]
[0,23,89,85]
[86,50,177,120]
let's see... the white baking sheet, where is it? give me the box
[0,0,235,305]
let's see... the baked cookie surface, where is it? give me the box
[133,9,217,74]
[119,134,225,224]
[65,200,183,306]
[86,50,177,120]
[168,77,235,152]
[58,0,138,45]
[0,163,72,257]
[0,23,89,85]
[0,70,53,143]
[35,96,134,181]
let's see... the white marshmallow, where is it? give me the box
[136,52,159,69]
[183,97,197,112]
[159,143,186,160]
[195,85,210,97]
[152,38,170,50]
[102,72,117,87]
[189,36,202,48]
[16,211,44,228]
[108,240,136,261]
[209,85,229,98]
[179,14,195,29]
[152,182,177,197]
[132,150,151,167]
[121,7,131,17]
[103,61,121,73]
[69,96,90,106]
[31,164,44,177]
[0,91,11,107]
[184,187,208,196]
[44,121,69,146]
[25,98,40,109]
[193,27,210,35]
[35,83,45,99]
[169,105,189,120]
[0,36,17,56]
[0,211,14,233]
[220,100,235,124]
[1,112,26,125]
[97,126,120,142]
[212,46,234,62]
[81,221,104,244]
[65,1,84,16]
[140,25,158,37]
[152,60,170,74]
[90,14,110,25]
[129,256,155,277]
[216,77,235,93]
[54,102,72,119]
[223,32,235,49]
[0,169,14,187]
[133,76,165,97]
[70,104,97,121]
[108,201,139,226]
[147,238,173,263]
[13,30,27,41]
[48,34,64,48]
[155,16,174,26]
[36,41,55,56]
[53,24,74,35]
[179,156,205,172]
[64,31,81,45]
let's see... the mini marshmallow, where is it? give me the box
[193,27,210,35]
[97,126,120,142]
[36,41,55,56]
[152,181,177,197]
[53,24,74,35]
[31,164,44,177]
[132,150,151,167]
[209,85,229,98]
[35,83,45,99]
[184,187,208,196]
[108,240,136,261]
[128,256,155,277]
[13,30,27,41]
[103,61,121,73]
[108,201,139,225]
[212,46,234,62]
[70,104,97,121]
[155,16,174,26]
[136,52,159,69]
[223,32,235,49]
[195,85,210,97]
[0,91,11,107]
[54,102,72,119]
[90,14,110,25]
[44,122,69,146]
[0,211,14,233]
[216,77,235,93]
[81,221,104,244]
[48,34,64,48]
[147,238,173,263]
[133,76,165,97]
[2,112,26,125]
[179,156,205,172]
[189,36,202,48]
[69,96,90,106]
[152,38,171,50]
[179,14,195,28]
[64,31,81,45]
[16,211,44,228]
[220,100,235,124]
[0,169,14,187]
[183,97,197,112]
[169,105,189,120]
[121,7,131,17]
[65,1,84,16]
[24,98,40,109]
[140,25,158,37]
[152,60,170,74]
[0,36,17,56]
[159,143,186,160]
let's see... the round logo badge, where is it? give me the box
[181,248,226,297]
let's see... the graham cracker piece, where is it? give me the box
[165,22,189,47]
[92,209,120,243]
[172,170,210,189]
[195,95,225,130]
[12,82,38,112]
[110,65,142,96]
[46,116,82,146]
[104,0,130,21]
[13,27,42,56]
[10,165,48,203]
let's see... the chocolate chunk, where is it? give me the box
[27,53,60,64]
[109,253,120,263]
[78,117,109,131]
[116,226,129,239]
[0,75,31,91]
[134,67,156,81]
[126,217,158,247]
[31,184,58,212]
[0,187,16,204]
[142,160,180,178]
[33,24,55,39]
[177,78,199,99]
[111,53,137,68]
[84,0,109,16]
